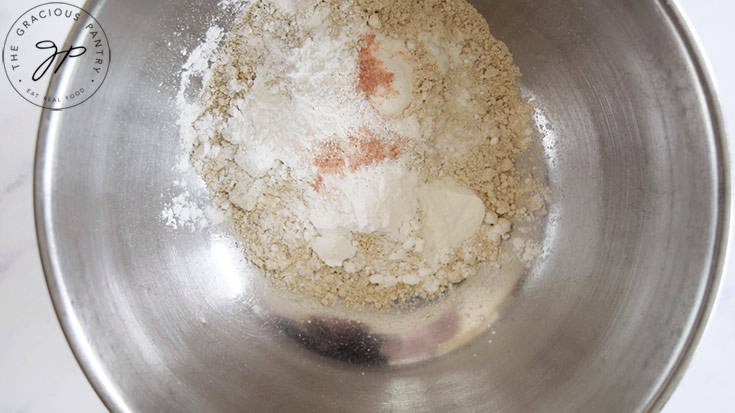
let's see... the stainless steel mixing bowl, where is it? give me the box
[35,0,728,411]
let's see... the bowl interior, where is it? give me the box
[36,0,726,411]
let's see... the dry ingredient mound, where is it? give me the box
[183,0,546,310]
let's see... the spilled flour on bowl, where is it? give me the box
[170,0,548,309]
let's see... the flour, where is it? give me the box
[310,233,358,267]
[220,27,376,179]
[161,180,223,231]
[161,190,206,231]
[309,161,419,237]
[161,25,225,231]
[179,25,224,152]
[419,180,487,251]
[174,0,547,309]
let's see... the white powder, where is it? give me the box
[214,23,419,181]
[310,233,358,267]
[161,25,226,231]
[419,180,486,251]
[307,164,489,265]
[364,37,414,117]
[161,190,206,231]
[169,0,546,308]
[184,6,488,273]
[221,30,369,179]
[308,161,420,237]
[178,25,225,153]
[161,180,223,231]
[512,237,544,268]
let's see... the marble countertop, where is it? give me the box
[0,0,732,411]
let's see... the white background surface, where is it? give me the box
[0,0,732,411]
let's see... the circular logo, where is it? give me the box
[2,2,110,110]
